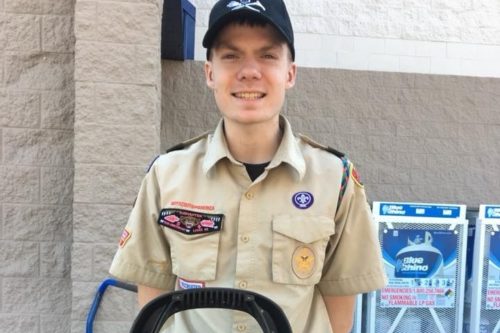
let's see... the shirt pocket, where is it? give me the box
[170,231,221,281]
[272,215,335,285]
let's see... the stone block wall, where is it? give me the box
[0,0,75,332]
[162,61,500,207]
[72,0,163,331]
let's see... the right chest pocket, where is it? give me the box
[272,215,335,285]
[159,208,223,281]
[169,231,221,281]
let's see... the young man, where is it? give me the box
[109,0,387,332]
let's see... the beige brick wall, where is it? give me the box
[72,0,163,331]
[0,0,75,332]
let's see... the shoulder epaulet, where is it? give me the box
[165,131,211,154]
[145,155,160,173]
[338,157,350,207]
[298,134,345,159]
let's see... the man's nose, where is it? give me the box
[237,58,262,80]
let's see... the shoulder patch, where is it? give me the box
[166,131,211,154]
[298,134,345,159]
[350,163,364,188]
[119,228,131,248]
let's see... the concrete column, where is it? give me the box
[0,0,75,332]
[72,0,162,331]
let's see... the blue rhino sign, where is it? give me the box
[394,231,444,278]
[381,229,458,308]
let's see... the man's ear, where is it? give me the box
[204,61,215,89]
[285,62,297,89]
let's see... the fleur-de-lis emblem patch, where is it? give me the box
[292,191,314,209]
[227,0,266,12]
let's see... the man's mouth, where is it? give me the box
[232,92,265,100]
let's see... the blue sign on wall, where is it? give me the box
[378,203,461,218]
[484,206,500,219]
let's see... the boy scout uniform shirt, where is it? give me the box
[109,116,387,333]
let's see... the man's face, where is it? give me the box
[204,23,296,128]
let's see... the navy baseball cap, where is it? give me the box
[203,0,295,60]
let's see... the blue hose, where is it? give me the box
[86,278,138,333]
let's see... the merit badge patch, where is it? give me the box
[350,164,364,188]
[158,209,223,235]
[178,277,205,290]
[119,228,131,248]
[292,191,314,209]
[292,245,316,279]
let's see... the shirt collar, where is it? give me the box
[202,116,306,180]
[269,116,306,179]
[202,118,236,174]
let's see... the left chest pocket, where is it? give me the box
[272,215,335,285]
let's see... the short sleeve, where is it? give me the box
[109,162,176,291]
[318,162,387,296]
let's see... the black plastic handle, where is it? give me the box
[130,288,292,333]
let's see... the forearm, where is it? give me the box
[137,284,168,308]
[323,294,356,333]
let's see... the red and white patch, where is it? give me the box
[157,208,223,235]
[200,219,215,228]
[164,214,180,223]
[178,277,205,289]
[119,228,131,248]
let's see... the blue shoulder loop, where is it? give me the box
[145,155,160,173]
[337,157,350,209]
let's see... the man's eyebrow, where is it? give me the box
[216,42,282,52]
[259,44,282,52]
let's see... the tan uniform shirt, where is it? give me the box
[109,116,387,333]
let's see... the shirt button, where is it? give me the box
[241,235,250,243]
[237,323,246,331]
[239,280,248,289]
[245,192,254,200]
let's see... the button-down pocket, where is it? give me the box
[272,215,335,285]
[170,231,221,281]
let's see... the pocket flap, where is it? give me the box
[272,215,335,243]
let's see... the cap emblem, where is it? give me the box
[227,0,265,13]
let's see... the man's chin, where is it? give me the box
[222,113,279,126]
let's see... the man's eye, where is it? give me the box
[222,54,237,59]
[263,54,277,59]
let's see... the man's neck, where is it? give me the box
[223,118,282,164]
